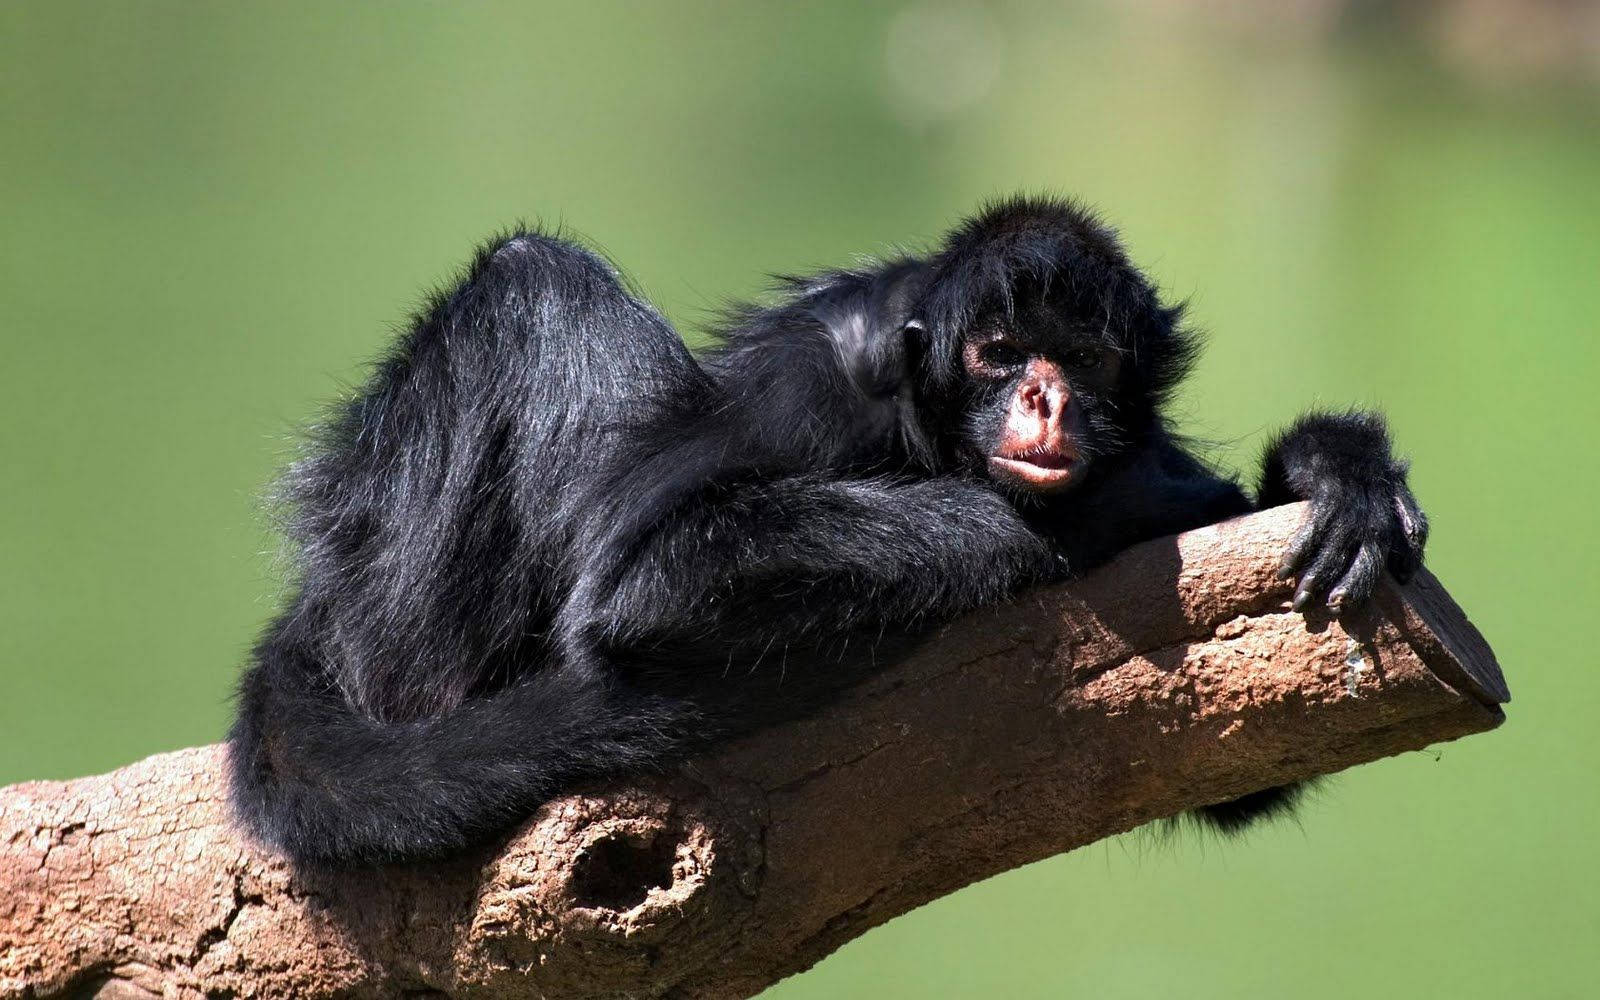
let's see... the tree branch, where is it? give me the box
[0,503,1508,1000]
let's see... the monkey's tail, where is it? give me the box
[227,638,697,867]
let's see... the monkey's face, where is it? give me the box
[915,197,1192,496]
[954,295,1126,496]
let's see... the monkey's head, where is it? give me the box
[912,196,1196,498]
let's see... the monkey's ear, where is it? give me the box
[883,318,938,470]
[897,316,926,362]
[870,318,934,395]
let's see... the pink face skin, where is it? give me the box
[962,338,1087,494]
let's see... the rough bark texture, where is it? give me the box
[0,503,1508,1000]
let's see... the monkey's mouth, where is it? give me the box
[989,444,1080,491]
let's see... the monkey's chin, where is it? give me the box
[988,454,1081,493]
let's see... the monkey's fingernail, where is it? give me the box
[1292,589,1311,612]
[1276,560,1296,580]
[1327,590,1346,611]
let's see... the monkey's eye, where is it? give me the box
[975,341,1027,369]
[1063,346,1110,370]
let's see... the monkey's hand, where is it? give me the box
[1260,411,1429,613]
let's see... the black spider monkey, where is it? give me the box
[229,196,1428,866]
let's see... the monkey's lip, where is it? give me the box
[989,446,1079,489]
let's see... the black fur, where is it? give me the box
[228,196,1428,866]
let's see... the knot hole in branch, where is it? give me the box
[570,830,677,911]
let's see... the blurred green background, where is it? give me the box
[2,2,1596,997]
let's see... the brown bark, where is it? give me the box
[0,503,1508,1000]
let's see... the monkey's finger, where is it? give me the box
[1327,540,1382,612]
[1292,530,1355,612]
[1278,498,1336,580]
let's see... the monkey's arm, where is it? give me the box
[565,474,1058,666]
[1036,436,1254,569]
[1122,416,1426,612]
